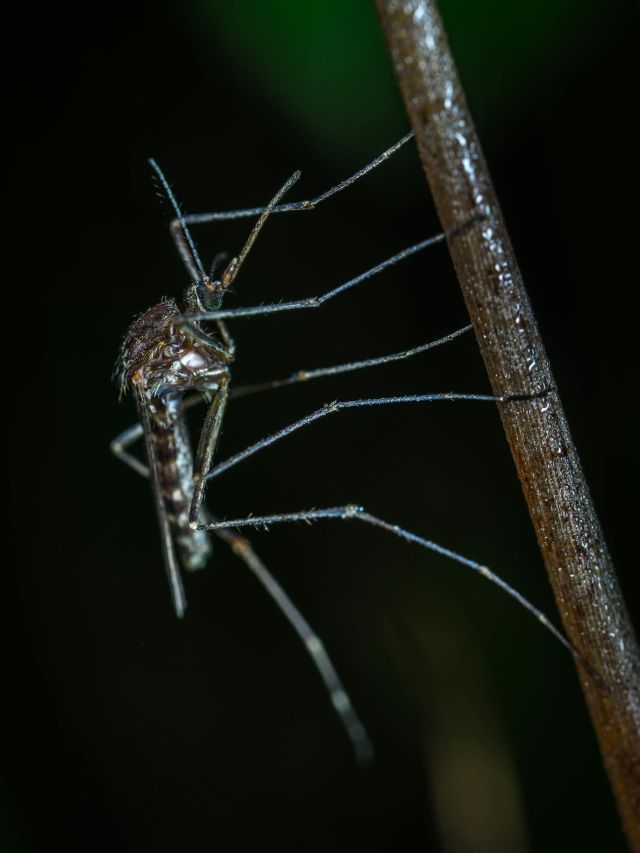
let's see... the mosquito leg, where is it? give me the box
[189,378,230,527]
[178,319,234,362]
[181,233,447,325]
[112,393,208,478]
[156,134,417,286]
[231,324,473,399]
[176,132,414,229]
[111,422,148,477]
[212,521,373,764]
[216,319,235,358]
[203,505,594,677]
[201,389,549,485]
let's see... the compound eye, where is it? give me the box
[196,283,223,311]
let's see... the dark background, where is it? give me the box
[4,1,638,851]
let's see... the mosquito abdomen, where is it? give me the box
[150,396,212,570]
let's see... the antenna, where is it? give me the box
[149,158,206,281]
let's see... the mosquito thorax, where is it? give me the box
[117,297,229,399]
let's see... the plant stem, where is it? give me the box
[374,0,640,845]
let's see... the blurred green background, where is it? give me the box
[195,0,612,155]
[5,0,638,851]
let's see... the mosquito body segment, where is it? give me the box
[117,295,232,588]
[117,297,232,396]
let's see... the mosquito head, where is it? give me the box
[187,275,226,312]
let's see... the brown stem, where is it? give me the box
[374,0,640,846]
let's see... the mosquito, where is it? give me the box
[113,132,586,763]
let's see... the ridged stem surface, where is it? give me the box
[374,1,640,846]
